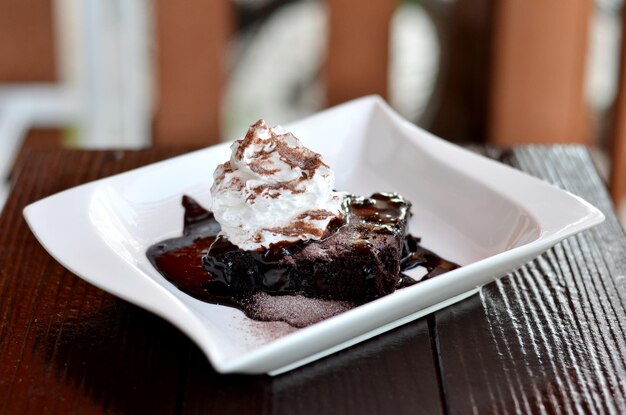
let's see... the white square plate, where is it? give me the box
[24,96,604,375]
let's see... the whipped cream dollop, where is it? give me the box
[210,120,345,251]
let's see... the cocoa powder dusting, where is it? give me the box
[245,292,355,328]
[296,209,335,221]
[245,319,297,343]
[228,176,244,191]
[213,161,234,187]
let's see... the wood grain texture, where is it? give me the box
[0,149,194,414]
[434,146,626,414]
[1,146,625,414]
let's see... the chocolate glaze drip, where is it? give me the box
[398,235,459,288]
[348,192,408,226]
[147,196,459,327]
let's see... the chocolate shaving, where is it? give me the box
[255,181,305,194]
[295,209,335,221]
[273,139,326,176]
[248,162,280,176]
[245,180,307,203]
[265,220,326,239]
[234,119,328,178]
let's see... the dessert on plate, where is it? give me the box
[147,120,457,327]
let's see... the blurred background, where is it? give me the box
[0,0,625,219]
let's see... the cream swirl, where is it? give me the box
[210,120,345,250]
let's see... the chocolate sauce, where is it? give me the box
[348,192,408,226]
[397,235,459,288]
[147,196,459,327]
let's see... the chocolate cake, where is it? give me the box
[147,195,458,327]
[203,193,410,303]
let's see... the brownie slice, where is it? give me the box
[202,193,411,303]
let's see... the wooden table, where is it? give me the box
[1,146,625,414]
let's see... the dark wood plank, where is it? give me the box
[0,149,195,414]
[434,146,626,414]
[7,129,63,181]
[182,318,444,415]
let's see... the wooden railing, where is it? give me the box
[2,0,626,205]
